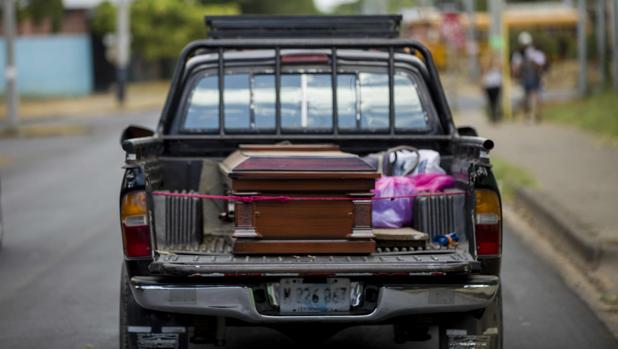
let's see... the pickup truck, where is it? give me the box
[118,16,502,349]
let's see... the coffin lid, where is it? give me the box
[220,144,378,177]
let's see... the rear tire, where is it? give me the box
[495,286,504,349]
[119,263,190,349]
[0,179,4,251]
[119,263,131,349]
[435,282,503,349]
[477,283,503,349]
[119,263,151,349]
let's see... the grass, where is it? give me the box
[491,157,537,200]
[543,91,618,141]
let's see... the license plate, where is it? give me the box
[279,278,351,313]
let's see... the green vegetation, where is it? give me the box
[90,0,320,77]
[0,0,64,33]
[543,91,618,141]
[332,0,420,14]
[236,0,319,14]
[491,157,536,199]
[91,0,239,62]
[20,0,64,32]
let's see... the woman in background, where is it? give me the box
[511,31,547,123]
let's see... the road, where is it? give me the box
[0,112,616,349]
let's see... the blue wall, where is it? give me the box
[0,34,93,96]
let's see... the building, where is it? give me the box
[0,0,104,97]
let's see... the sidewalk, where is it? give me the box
[0,82,167,138]
[0,81,168,123]
[457,96,618,294]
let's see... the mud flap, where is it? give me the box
[126,324,190,349]
[445,329,493,349]
[121,263,190,349]
[129,331,188,349]
[440,281,502,349]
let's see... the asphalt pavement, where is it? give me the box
[0,113,616,348]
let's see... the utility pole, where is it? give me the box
[596,0,607,87]
[463,0,479,81]
[489,0,510,119]
[3,0,18,128]
[488,0,502,44]
[116,0,130,105]
[612,0,618,90]
[578,0,588,96]
[361,0,386,15]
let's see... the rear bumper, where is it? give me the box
[129,275,499,323]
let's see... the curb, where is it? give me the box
[0,123,92,139]
[503,207,618,339]
[511,186,601,268]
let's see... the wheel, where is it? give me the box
[435,283,503,349]
[119,263,132,349]
[461,284,503,349]
[0,217,3,251]
[473,282,503,349]
[119,263,152,349]
[494,286,504,349]
[119,263,190,349]
[0,179,4,251]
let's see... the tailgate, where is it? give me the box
[149,250,478,277]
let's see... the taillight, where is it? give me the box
[120,191,152,258]
[475,189,502,256]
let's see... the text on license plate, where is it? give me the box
[279,278,351,313]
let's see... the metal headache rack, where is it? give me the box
[157,16,459,142]
[161,39,455,138]
[119,18,496,159]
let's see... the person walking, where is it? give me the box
[511,31,547,123]
[481,52,502,123]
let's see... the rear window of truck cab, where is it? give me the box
[179,68,434,133]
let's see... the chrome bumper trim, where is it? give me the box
[130,275,499,323]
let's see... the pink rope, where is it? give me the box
[152,190,464,203]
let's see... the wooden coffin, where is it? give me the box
[220,144,379,254]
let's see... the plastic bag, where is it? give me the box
[389,149,445,176]
[372,173,455,228]
[372,176,416,228]
[413,150,445,175]
[363,148,446,176]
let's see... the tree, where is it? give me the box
[0,0,65,33]
[91,0,239,62]
[90,1,115,36]
[235,0,319,14]
[22,0,63,32]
